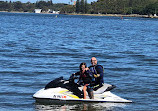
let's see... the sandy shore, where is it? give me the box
[66,13,158,18]
[0,11,30,13]
[0,11,58,14]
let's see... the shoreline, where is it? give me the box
[1,11,158,18]
[66,13,158,18]
[0,11,59,14]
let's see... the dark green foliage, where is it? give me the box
[76,0,80,13]
[89,0,158,15]
[0,1,10,11]
[85,0,88,13]
[0,0,63,12]
[143,2,158,14]
[74,0,89,13]
[60,5,75,13]
[80,0,85,13]
[13,1,23,11]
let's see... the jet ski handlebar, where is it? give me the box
[69,74,79,82]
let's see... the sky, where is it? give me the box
[4,0,97,4]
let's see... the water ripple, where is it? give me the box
[0,12,158,111]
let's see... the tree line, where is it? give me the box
[71,0,158,15]
[90,0,158,15]
[0,1,66,12]
[0,0,158,15]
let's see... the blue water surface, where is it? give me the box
[0,12,158,111]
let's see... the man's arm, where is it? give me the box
[96,65,103,78]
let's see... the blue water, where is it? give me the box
[0,12,158,111]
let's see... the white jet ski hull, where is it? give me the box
[33,88,132,103]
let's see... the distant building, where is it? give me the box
[47,9,60,14]
[48,9,52,13]
[49,10,60,14]
[53,11,60,14]
[34,9,42,13]
[154,14,157,16]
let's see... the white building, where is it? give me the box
[34,9,42,13]
[52,11,60,14]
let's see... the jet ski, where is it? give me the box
[33,76,132,103]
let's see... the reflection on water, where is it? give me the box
[35,102,127,111]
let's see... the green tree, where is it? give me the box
[80,0,85,13]
[85,0,88,13]
[13,1,23,11]
[76,0,80,13]
[143,2,158,15]
[60,5,75,13]
[0,1,10,11]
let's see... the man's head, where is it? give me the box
[91,57,97,66]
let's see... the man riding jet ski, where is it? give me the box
[72,62,114,100]
[33,76,132,103]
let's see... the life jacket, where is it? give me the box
[89,65,104,86]
[80,70,93,84]
[89,65,104,74]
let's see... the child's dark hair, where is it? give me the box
[79,62,87,71]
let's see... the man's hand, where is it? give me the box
[94,74,100,78]
[94,74,97,78]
